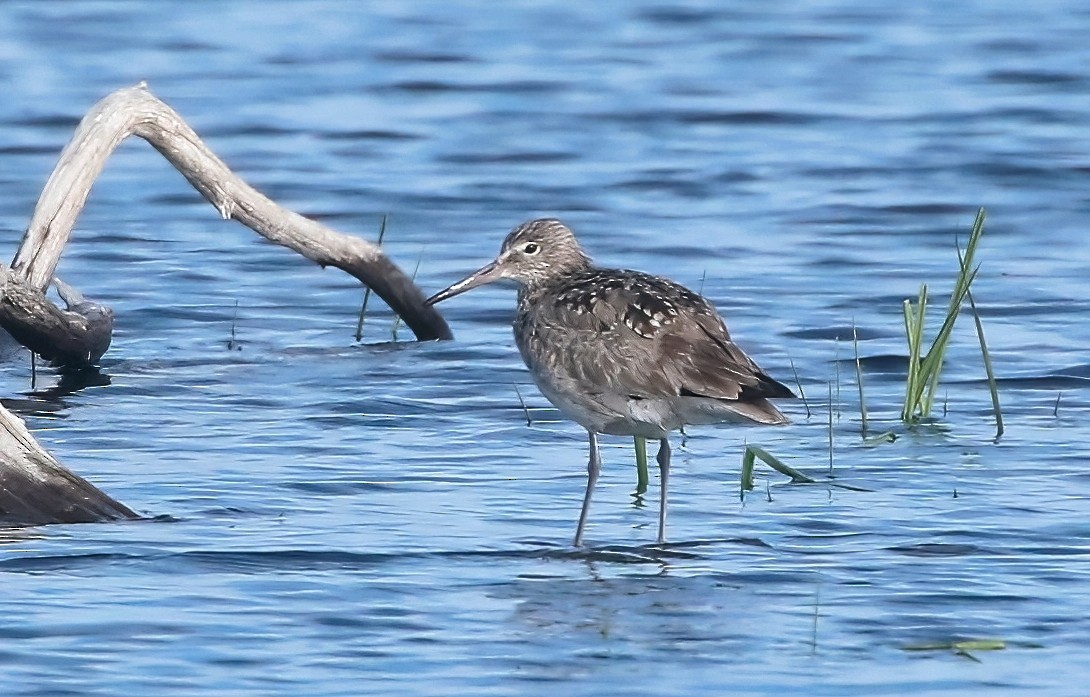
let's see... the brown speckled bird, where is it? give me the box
[426,218,793,546]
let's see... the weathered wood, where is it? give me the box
[0,402,137,526]
[0,277,113,368]
[1,81,450,370]
[0,82,462,526]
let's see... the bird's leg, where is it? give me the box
[656,438,671,544]
[574,431,601,547]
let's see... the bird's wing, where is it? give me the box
[535,270,793,403]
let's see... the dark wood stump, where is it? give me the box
[0,404,137,526]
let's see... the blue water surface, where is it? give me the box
[1,2,1089,695]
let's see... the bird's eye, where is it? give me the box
[523,242,540,255]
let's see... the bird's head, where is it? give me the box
[425,218,591,305]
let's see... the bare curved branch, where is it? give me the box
[9,81,451,344]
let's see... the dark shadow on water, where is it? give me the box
[27,366,113,402]
[886,542,995,557]
[0,533,773,573]
[0,396,70,418]
[1,368,114,416]
[509,536,772,565]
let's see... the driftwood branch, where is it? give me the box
[0,83,458,526]
[0,402,137,525]
[0,81,450,369]
[0,277,114,368]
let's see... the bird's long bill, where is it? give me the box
[425,260,503,306]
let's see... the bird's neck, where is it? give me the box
[516,281,550,312]
[516,261,591,311]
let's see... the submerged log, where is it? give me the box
[0,402,137,526]
[0,81,450,370]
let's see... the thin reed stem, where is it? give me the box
[853,322,867,439]
[355,214,388,341]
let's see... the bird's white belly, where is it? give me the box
[531,374,674,439]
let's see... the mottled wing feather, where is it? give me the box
[532,269,793,404]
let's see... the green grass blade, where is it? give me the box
[633,436,649,495]
[513,383,532,426]
[955,209,987,289]
[954,639,1006,652]
[853,322,867,439]
[740,444,756,496]
[920,267,978,378]
[901,300,915,420]
[902,285,929,421]
[863,431,897,446]
[746,445,818,484]
[741,444,872,495]
[789,357,810,418]
[967,287,1003,439]
[919,266,978,415]
[901,207,988,422]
